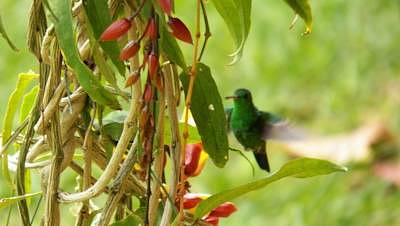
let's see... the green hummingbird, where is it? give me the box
[225,88,288,172]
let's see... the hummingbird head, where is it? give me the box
[225,88,254,108]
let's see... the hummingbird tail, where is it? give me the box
[253,145,270,172]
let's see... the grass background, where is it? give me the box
[1,0,400,225]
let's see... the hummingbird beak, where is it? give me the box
[225,95,238,100]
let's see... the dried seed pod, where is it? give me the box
[125,71,140,87]
[120,41,140,60]
[148,53,159,80]
[100,18,132,41]
[158,0,173,16]
[168,17,193,44]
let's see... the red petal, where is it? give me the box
[144,83,153,103]
[148,53,159,80]
[158,0,172,16]
[203,216,219,226]
[100,18,131,41]
[183,196,202,209]
[125,71,140,87]
[208,202,237,218]
[168,17,193,44]
[120,41,141,60]
[146,18,158,40]
[184,143,203,177]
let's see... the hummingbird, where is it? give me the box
[225,88,289,172]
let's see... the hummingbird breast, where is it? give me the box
[231,114,264,151]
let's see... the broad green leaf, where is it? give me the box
[82,0,125,75]
[0,192,42,209]
[284,0,313,34]
[1,72,38,187]
[159,23,187,70]
[19,86,39,123]
[180,63,229,167]
[194,158,347,218]
[0,14,18,51]
[210,0,252,64]
[49,0,121,110]
[109,213,143,226]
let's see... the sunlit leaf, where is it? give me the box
[19,86,38,123]
[210,0,251,64]
[0,14,18,51]
[194,158,347,218]
[0,192,42,209]
[1,73,38,187]
[283,0,312,34]
[180,63,229,167]
[49,0,121,109]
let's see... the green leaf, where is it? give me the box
[210,0,252,64]
[19,86,39,123]
[284,0,313,34]
[109,213,143,226]
[49,0,121,110]
[180,63,229,167]
[1,72,38,188]
[194,158,347,218]
[2,73,38,145]
[82,0,125,75]
[0,14,18,51]
[159,23,187,69]
[0,192,42,209]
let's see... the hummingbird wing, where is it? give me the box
[224,107,233,132]
[260,111,306,141]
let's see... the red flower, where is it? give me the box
[100,18,131,41]
[168,17,193,44]
[119,41,140,60]
[148,53,159,80]
[208,202,237,218]
[146,18,158,41]
[158,0,173,16]
[183,193,206,209]
[203,216,219,226]
[125,71,140,87]
[184,143,209,177]
[143,83,153,103]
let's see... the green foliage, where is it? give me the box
[109,213,143,226]
[284,0,312,33]
[194,158,347,218]
[0,192,41,209]
[159,22,187,69]
[1,72,38,187]
[0,14,18,51]
[49,0,121,110]
[180,63,229,167]
[19,86,38,123]
[210,0,252,64]
[82,0,125,75]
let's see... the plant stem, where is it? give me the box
[179,0,202,224]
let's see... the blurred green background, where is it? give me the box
[1,0,400,225]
